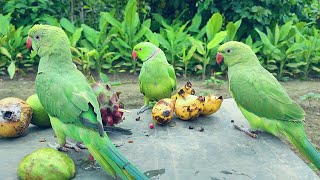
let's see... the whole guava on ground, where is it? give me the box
[18,147,76,180]
[26,94,51,128]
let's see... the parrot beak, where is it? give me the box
[216,52,224,65]
[132,50,138,61]
[26,37,33,52]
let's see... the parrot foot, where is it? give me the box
[47,142,70,152]
[64,141,87,152]
[232,123,258,138]
[80,155,101,171]
[137,105,152,115]
[47,141,86,152]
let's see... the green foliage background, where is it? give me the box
[0,0,319,80]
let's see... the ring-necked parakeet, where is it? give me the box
[26,25,148,179]
[216,41,320,170]
[132,42,176,114]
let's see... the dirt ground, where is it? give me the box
[0,73,319,175]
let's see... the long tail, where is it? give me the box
[283,125,320,170]
[82,130,149,179]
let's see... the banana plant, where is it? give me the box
[191,13,228,80]
[177,41,197,78]
[286,25,320,79]
[152,13,191,72]
[101,0,151,74]
[0,14,33,79]
[255,21,296,79]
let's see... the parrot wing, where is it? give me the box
[230,66,305,122]
[37,70,102,128]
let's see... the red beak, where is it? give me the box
[132,50,137,60]
[216,52,224,65]
[26,37,32,52]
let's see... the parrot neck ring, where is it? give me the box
[146,48,160,61]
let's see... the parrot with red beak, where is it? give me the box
[26,24,148,179]
[216,41,320,170]
[132,42,176,114]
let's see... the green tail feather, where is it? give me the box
[283,127,320,170]
[82,131,149,180]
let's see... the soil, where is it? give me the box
[0,73,319,175]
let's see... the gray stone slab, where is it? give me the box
[0,99,319,180]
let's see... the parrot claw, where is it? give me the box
[47,142,70,152]
[137,105,152,115]
[64,141,86,152]
[47,141,86,152]
[232,122,258,138]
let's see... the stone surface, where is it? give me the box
[0,99,319,180]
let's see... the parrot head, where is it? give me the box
[132,42,160,62]
[26,25,69,56]
[216,41,256,67]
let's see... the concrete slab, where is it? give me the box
[0,99,319,180]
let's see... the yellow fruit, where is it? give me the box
[152,98,175,125]
[26,94,51,128]
[200,95,223,115]
[174,90,205,120]
[0,97,32,138]
[171,81,195,100]
[18,147,76,180]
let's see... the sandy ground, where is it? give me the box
[0,73,319,175]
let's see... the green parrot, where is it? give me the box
[26,24,149,179]
[216,41,320,170]
[132,42,176,114]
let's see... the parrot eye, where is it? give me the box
[138,48,142,51]
[35,35,40,40]
[226,49,231,53]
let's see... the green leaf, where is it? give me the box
[186,45,197,61]
[116,38,131,49]
[279,21,293,41]
[60,18,75,33]
[286,42,305,54]
[255,28,275,51]
[226,19,241,41]
[132,19,150,42]
[155,33,171,51]
[207,31,227,50]
[188,13,202,32]
[99,72,109,83]
[39,14,59,26]
[206,13,223,41]
[145,29,159,46]
[0,14,10,35]
[311,66,320,72]
[286,62,307,68]
[124,0,139,38]
[7,61,15,79]
[166,29,176,43]
[81,24,98,47]
[0,47,12,60]
[226,22,236,41]
[245,35,253,46]
[101,12,122,31]
[274,24,280,45]
[71,28,83,47]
